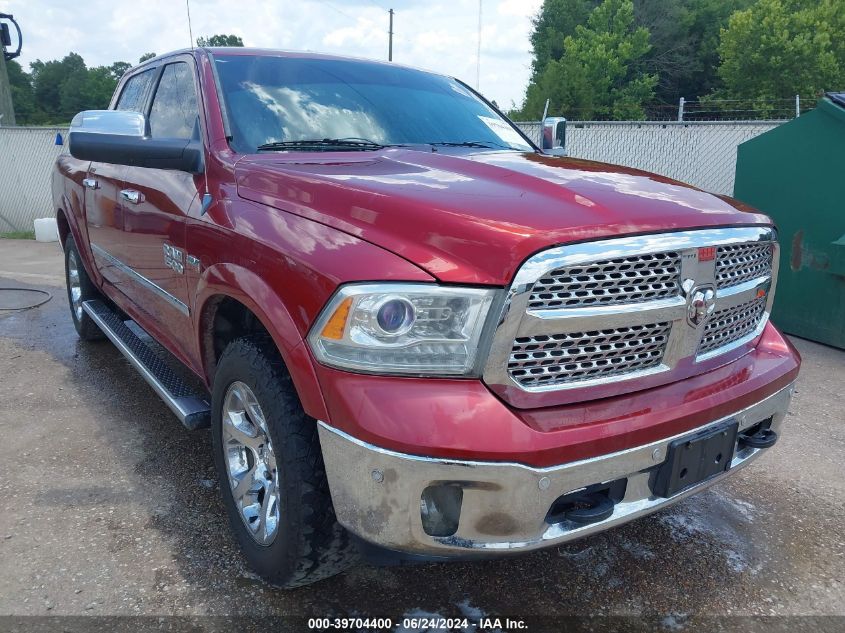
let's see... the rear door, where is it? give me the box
[85,69,155,285]
[117,58,203,362]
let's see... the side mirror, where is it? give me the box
[68,110,203,174]
[542,116,567,156]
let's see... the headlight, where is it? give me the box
[307,283,500,375]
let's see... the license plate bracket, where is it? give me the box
[653,420,739,498]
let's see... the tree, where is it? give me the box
[715,0,845,103]
[519,0,657,120]
[528,0,598,81]
[139,52,156,63]
[5,59,43,124]
[196,34,244,47]
[84,65,121,109]
[109,61,131,80]
[27,52,122,123]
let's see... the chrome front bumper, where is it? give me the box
[318,383,794,558]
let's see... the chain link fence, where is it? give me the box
[0,126,65,232]
[514,120,783,195]
[1,120,784,232]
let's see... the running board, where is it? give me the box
[82,299,210,430]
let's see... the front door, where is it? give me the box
[83,161,126,286]
[118,59,203,365]
[84,68,155,289]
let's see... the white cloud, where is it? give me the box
[2,0,542,110]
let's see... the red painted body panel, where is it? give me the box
[315,322,799,467]
[236,150,770,285]
[51,47,801,467]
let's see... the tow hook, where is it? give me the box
[563,493,616,525]
[738,419,778,449]
[546,479,626,526]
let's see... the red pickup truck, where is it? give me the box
[52,47,800,588]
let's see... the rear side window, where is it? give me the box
[115,69,155,112]
[149,62,199,139]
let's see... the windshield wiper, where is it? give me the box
[256,138,386,152]
[426,140,513,150]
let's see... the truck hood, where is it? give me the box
[236,149,771,285]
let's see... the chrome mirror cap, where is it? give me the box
[542,116,566,154]
[69,110,146,137]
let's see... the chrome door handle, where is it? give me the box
[120,189,143,204]
[82,178,99,190]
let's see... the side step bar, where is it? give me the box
[82,299,210,430]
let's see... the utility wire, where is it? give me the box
[311,0,359,23]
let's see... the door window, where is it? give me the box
[149,62,199,139]
[115,69,155,112]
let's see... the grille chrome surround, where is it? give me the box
[528,252,681,310]
[698,295,767,356]
[508,322,671,388]
[483,227,779,408]
[716,242,773,289]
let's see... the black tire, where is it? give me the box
[64,236,105,341]
[211,335,357,587]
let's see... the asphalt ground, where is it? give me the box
[0,239,843,631]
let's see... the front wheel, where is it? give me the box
[64,236,104,341]
[211,335,356,587]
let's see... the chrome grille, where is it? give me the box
[699,296,767,355]
[508,322,671,388]
[484,227,777,406]
[528,252,681,310]
[716,242,772,289]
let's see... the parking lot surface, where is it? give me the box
[1,240,843,626]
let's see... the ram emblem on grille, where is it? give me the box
[682,279,717,326]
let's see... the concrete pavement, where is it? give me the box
[0,239,843,625]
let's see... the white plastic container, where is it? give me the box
[34,218,59,242]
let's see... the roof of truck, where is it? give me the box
[134,47,434,76]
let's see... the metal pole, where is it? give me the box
[795,94,800,118]
[677,97,685,122]
[388,9,394,62]
[0,50,15,126]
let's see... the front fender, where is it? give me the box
[195,263,330,421]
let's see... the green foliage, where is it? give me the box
[109,61,132,79]
[138,52,156,63]
[10,52,130,124]
[634,0,753,103]
[196,34,244,47]
[519,0,657,120]
[518,0,760,118]
[529,0,598,81]
[6,60,40,123]
[716,0,845,103]
[0,230,36,240]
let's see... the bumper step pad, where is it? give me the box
[82,299,210,430]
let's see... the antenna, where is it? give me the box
[186,0,194,49]
[476,0,482,90]
[388,8,394,62]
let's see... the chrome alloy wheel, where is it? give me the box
[222,381,280,546]
[67,250,83,321]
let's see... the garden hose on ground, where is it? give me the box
[0,287,52,311]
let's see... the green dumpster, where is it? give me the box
[734,93,845,349]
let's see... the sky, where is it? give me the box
[2,0,542,110]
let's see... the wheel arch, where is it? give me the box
[56,205,71,248]
[196,263,330,423]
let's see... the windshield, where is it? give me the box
[212,54,533,153]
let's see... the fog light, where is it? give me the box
[420,484,463,537]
